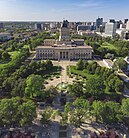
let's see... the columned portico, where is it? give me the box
[59,51,69,60]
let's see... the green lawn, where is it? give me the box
[101,42,117,50]
[69,66,97,79]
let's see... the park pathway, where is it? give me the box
[45,60,76,88]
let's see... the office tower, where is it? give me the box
[116,20,122,29]
[105,22,117,36]
[59,20,70,41]
[126,21,129,30]
[96,17,103,30]
[109,19,116,23]
[124,19,128,24]
[35,23,43,31]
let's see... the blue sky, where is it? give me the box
[0,0,129,22]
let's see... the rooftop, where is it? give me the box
[36,45,92,50]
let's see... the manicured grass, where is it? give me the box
[101,42,117,50]
[69,66,97,79]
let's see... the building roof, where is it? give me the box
[103,59,113,68]
[36,45,92,50]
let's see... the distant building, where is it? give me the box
[96,17,103,30]
[0,23,3,28]
[109,19,116,23]
[35,23,44,31]
[124,19,128,24]
[105,22,117,37]
[126,21,129,30]
[77,25,91,32]
[119,30,129,40]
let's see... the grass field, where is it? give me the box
[69,66,97,79]
[101,42,117,50]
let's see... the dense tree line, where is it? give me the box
[58,98,129,128]
[0,97,36,127]
[0,48,29,86]
[0,60,54,98]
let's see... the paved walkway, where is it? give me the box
[45,60,77,88]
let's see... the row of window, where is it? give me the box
[38,50,91,53]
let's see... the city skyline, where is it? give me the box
[0,0,129,22]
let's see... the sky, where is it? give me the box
[0,0,129,22]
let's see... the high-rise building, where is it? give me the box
[126,21,129,30]
[109,19,116,23]
[105,22,117,37]
[96,17,103,30]
[0,23,3,28]
[35,23,43,31]
[59,20,70,41]
[124,19,128,24]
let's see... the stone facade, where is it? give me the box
[36,45,92,60]
[36,20,92,60]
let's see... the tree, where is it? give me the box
[102,102,121,124]
[0,98,36,127]
[45,86,58,104]
[92,101,105,122]
[113,58,127,71]
[0,97,20,127]
[25,74,44,98]
[85,77,105,97]
[2,51,10,60]
[64,99,90,127]
[121,99,129,117]
[19,100,36,126]
[92,101,121,124]
[68,81,84,97]
[105,53,114,60]
[45,60,53,70]
[40,107,53,124]
[76,59,84,70]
